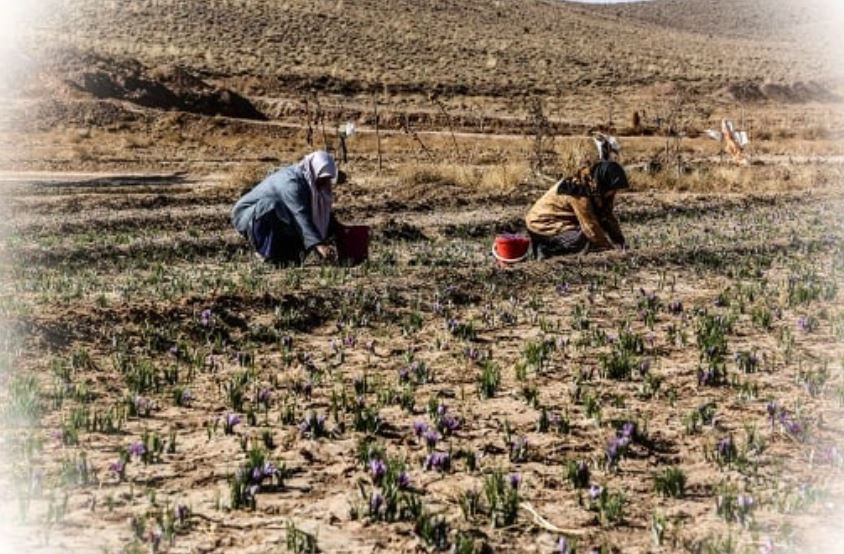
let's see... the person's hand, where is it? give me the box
[315,244,337,261]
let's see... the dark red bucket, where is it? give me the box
[336,225,371,264]
[493,233,531,263]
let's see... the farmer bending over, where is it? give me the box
[232,151,342,265]
[525,159,629,260]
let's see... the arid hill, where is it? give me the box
[585,0,839,42]
[30,0,840,101]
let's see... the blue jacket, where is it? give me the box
[231,165,325,250]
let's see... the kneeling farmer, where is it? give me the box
[232,151,341,264]
[525,160,629,259]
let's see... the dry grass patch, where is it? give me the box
[397,161,530,192]
[631,163,844,193]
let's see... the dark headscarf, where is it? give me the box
[556,161,629,198]
[591,161,629,195]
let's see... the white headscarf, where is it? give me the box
[298,150,337,240]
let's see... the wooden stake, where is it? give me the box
[373,94,383,173]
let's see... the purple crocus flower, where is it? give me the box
[440,414,461,433]
[589,484,604,500]
[370,492,384,514]
[199,309,213,327]
[109,458,126,477]
[668,301,684,314]
[413,421,428,437]
[257,388,272,405]
[398,366,411,383]
[717,436,735,461]
[556,537,570,554]
[128,441,145,458]
[262,462,277,478]
[423,429,440,449]
[737,494,754,510]
[556,283,571,296]
[621,422,636,440]
[509,473,522,489]
[783,418,804,439]
[397,471,411,489]
[134,395,150,413]
[369,459,387,483]
[224,413,241,433]
[797,316,810,332]
[424,451,451,472]
[606,438,623,466]
[181,389,194,404]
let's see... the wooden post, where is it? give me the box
[373,95,383,173]
[304,97,313,147]
[313,92,329,151]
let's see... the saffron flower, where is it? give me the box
[128,441,146,458]
[109,459,126,479]
[556,537,570,554]
[413,421,428,437]
[223,413,241,434]
[199,309,213,327]
[424,451,451,472]
[440,414,461,433]
[369,459,387,483]
[369,493,384,515]
[423,429,440,449]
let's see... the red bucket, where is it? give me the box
[493,233,531,263]
[336,225,371,264]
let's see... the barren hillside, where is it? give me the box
[31,0,838,100]
[586,0,837,41]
